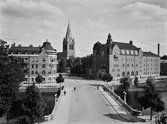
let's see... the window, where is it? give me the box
[122,72,125,76]
[32,64,34,68]
[112,69,115,72]
[136,64,138,67]
[131,71,134,76]
[36,64,38,68]
[117,74,120,77]
[117,69,120,72]
[127,64,129,67]
[42,70,45,74]
[43,58,45,62]
[42,64,45,68]
[126,50,129,54]
[36,71,38,74]
[123,64,124,67]
[136,71,138,75]
[127,71,130,76]
[130,50,134,55]
[32,71,34,74]
[132,64,133,67]
[31,78,34,81]
[134,51,138,55]
[121,49,125,54]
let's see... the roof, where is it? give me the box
[143,51,159,57]
[112,41,138,50]
[93,42,102,50]
[41,40,55,51]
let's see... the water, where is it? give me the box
[114,91,167,113]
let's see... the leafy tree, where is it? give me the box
[134,76,138,87]
[159,113,167,124]
[138,77,165,120]
[58,58,67,73]
[103,73,113,85]
[22,83,45,124]
[67,58,73,70]
[120,76,132,91]
[0,56,25,117]
[35,74,43,87]
[0,39,9,56]
[56,74,64,83]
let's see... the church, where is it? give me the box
[57,22,75,60]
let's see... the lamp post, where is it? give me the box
[123,91,127,103]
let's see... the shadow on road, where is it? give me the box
[103,113,145,122]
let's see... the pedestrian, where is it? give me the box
[64,91,66,95]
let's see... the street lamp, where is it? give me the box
[123,91,127,103]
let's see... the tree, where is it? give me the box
[134,76,138,87]
[159,113,167,124]
[56,74,64,83]
[35,74,43,87]
[0,56,25,117]
[120,76,132,91]
[102,73,113,85]
[0,39,9,56]
[22,83,45,124]
[138,77,165,120]
[58,58,67,73]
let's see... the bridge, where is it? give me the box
[44,78,150,124]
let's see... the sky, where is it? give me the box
[0,0,167,57]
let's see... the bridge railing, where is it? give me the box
[101,85,141,116]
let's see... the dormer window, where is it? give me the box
[126,50,129,54]
[121,49,125,54]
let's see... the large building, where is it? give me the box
[57,22,75,60]
[92,33,160,79]
[9,40,57,83]
[160,55,167,75]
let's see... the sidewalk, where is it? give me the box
[44,87,72,124]
[99,86,143,122]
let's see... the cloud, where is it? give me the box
[0,0,64,17]
[122,2,167,21]
[87,18,106,29]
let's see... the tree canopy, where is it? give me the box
[58,58,67,73]
[35,74,43,84]
[120,76,132,91]
[138,77,165,120]
[56,74,64,83]
[22,83,45,123]
[0,55,25,117]
[103,73,113,85]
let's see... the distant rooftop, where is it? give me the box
[143,51,159,57]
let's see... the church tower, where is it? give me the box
[63,22,75,59]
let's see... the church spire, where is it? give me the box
[66,21,72,40]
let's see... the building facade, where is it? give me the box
[92,33,160,79]
[9,40,57,83]
[160,55,167,75]
[57,22,75,60]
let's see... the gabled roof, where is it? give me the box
[112,41,138,50]
[143,51,159,57]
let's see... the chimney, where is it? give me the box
[158,44,160,56]
[129,40,133,45]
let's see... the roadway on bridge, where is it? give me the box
[48,79,148,124]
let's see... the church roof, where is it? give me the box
[65,22,72,40]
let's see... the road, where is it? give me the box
[47,78,153,124]
[62,79,130,124]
